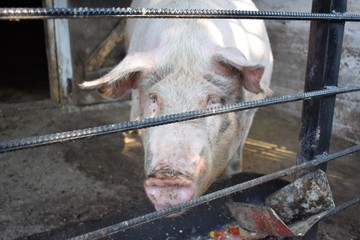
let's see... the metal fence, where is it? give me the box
[0,0,359,239]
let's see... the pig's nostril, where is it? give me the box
[147,173,156,178]
[147,168,183,179]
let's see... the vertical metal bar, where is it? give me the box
[296,0,347,239]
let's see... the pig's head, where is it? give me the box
[81,47,268,212]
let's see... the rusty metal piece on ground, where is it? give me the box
[265,169,335,225]
[227,170,335,238]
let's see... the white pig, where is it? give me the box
[81,0,273,212]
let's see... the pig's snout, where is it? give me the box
[144,168,195,212]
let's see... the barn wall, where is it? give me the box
[254,0,360,144]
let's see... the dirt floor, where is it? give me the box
[0,100,359,240]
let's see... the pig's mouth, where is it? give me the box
[144,169,196,212]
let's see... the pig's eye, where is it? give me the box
[149,94,157,104]
[207,96,225,109]
[148,94,159,114]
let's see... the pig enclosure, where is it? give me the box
[1,0,360,239]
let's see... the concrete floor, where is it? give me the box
[0,100,359,239]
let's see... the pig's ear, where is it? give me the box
[212,47,265,94]
[80,52,155,99]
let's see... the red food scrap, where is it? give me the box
[209,225,261,240]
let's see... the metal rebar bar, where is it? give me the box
[1,85,359,154]
[325,195,360,218]
[1,7,360,21]
[68,145,360,240]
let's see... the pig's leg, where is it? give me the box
[226,109,257,175]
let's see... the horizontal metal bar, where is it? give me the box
[325,195,360,218]
[0,85,359,153]
[1,7,360,21]
[69,145,360,240]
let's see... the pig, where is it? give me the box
[81,0,273,212]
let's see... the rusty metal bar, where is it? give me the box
[1,7,360,21]
[1,85,359,154]
[325,195,360,218]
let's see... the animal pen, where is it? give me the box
[0,0,360,239]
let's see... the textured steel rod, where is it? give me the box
[1,7,360,21]
[69,145,360,240]
[0,85,359,153]
[325,195,360,218]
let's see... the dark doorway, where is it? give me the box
[0,0,50,103]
